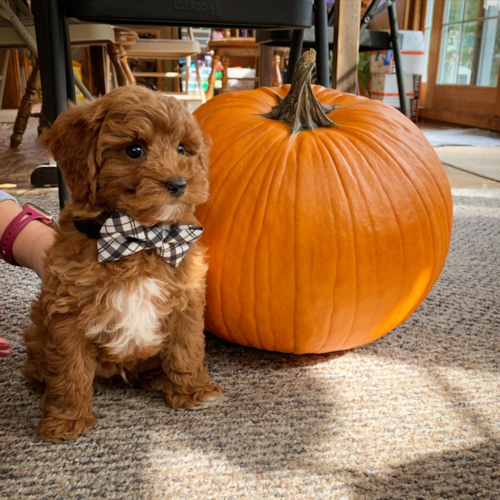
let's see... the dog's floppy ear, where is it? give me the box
[41,100,106,203]
[198,130,212,173]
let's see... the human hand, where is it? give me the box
[0,200,56,280]
[16,219,56,280]
[0,337,11,357]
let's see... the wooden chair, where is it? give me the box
[109,26,139,86]
[1,19,118,147]
[124,27,206,104]
[206,29,284,99]
[206,30,258,99]
[0,0,120,147]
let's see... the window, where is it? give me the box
[423,0,435,82]
[437,0,500,86]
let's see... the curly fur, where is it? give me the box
[23,86,222,443]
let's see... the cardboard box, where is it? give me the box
[370,74,422,121]
[370,30,425,75]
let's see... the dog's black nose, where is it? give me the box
[165,178,187,198]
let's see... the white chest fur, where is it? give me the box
[86,277,169,357]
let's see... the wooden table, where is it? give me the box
[206,38,259,100]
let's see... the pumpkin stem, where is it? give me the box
[263,49,338,134]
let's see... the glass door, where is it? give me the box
[422,0,500,130]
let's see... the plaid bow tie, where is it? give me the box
[97,211,203,266]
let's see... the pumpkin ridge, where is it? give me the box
[315,132,381,350]
[266,135,303,351]
[335,129,424,342]
[216,128,288,350]
[206,122,282,207]
[343,127,442,335]
[201,120,273,189]
[206,126,278,344]
[238,131,290,350]
[336,111,450,228]
[342,117,451,231]
[334,127,410,346]
[347,130,434,339]
[378,137,450,303]
[364,132,439,297]
[343,123,450,294]
[314,131,360,351]
[291,132,300,353]
[385,126,453,243]
[249,135,294,352]
[309,134,342,352]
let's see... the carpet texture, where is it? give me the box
[1,189,499,500]
[435,147,500,183]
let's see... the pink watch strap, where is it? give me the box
[1,206,52,266]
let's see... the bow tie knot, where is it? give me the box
[97,211,202,266]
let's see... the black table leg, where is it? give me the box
[388,0,408,117]
[286,29,304,83]
[32,0,73,208]
[314,0,330,88]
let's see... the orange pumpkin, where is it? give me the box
[194,51,453,354]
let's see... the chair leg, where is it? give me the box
[185,55,191,97]
[31,0,72,206]
[221,55,229,94]
[118,45,136,85]
[37,108,48,136]
[10,59,40,149]
[287,30,304,83]
[188,27,205,104]
[388,0,408,117]
[273,54,283,86]
[206,51,220,100]
[0,49,10,109]
[258,45,273,87]
[314,0,330,87]
[193,56,206,103]
[107,43,128,86]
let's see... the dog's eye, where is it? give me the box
[177,144,185,155]
[126,144,144,159]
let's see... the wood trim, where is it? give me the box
[496,70,500,117]
[332,0,360,93]
[2,50,22,108]
[419,0,429,31]
[419,107,500,131]
[404,0,424,31]
[424,0,446,108]
[258,45,273,87]
[81,46,107,96]
[403,0,411,30]
[431,85,497,116]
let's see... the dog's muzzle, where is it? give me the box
[165,178,187,198]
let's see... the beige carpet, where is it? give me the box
[1,189,499,499]
[435,147,500,182]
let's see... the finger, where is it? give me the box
[0,338,12,357]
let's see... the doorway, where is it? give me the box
[421,0,500,130]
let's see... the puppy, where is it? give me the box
[23,86,223,443]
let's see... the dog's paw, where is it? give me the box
[165,383,223,410]
[38,412,98,443]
